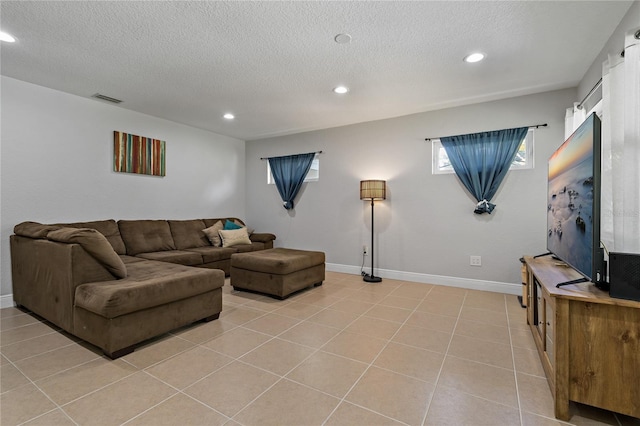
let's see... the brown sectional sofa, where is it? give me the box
[10,218,276,358]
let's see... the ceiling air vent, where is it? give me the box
[92,93,123,104]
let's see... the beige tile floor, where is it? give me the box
[1,271,638,426]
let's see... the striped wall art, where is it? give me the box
[113,131,166,176]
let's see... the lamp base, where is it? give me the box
[363,274,382,283]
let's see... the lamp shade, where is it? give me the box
[360,180,386,200]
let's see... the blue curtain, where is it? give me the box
[268,152,315,210]
[441,127,528,214]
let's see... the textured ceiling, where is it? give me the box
[0,1,632,141]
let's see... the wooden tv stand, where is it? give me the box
[523,255,639,420]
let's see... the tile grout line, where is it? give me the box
[3,276,621,425]
[0,328,67,352]
[317,285,403,425]
[0,341,83,374]
[419,289,467,426]
[120,371,232,426]
[144,280,357,404]
[9,357,82,426]
[320,282,436,426]
[210,279,402,424]
[15,408,78,426]
[209,281,363,423]
[121,305,290,426]
[1,315,119,425]
[506,295,526,426]
[226,280,394,424]
[92,313,255,425]
[12,305,241,424]
[53,366,140,408]
[9,355,112,426]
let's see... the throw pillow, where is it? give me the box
[218,228,252,247]
[47,227,127,279]
[202,221,224,246]
[233,219,255,235]
[224,219,242,230]
[14,222,62,239]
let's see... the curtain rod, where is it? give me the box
[260,150,323,160]
[424,124,547,142]
[576,78,603,110]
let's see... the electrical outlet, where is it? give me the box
[470,255,482,266]
[363,245,369,256]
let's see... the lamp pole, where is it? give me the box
[360,179,385,283]
[364,197,382,283]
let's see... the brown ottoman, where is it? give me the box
[230,248,325,299]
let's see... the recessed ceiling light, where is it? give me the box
[333,86,349,94]
[0,31,16,43]
[223,113,235,120]
[464,53,485,63]
[334,33,352,44]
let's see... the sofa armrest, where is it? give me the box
[10,235,116,333]
[249,233,276,243]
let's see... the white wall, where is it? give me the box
[246,89,576,293]
[1,76,246,298]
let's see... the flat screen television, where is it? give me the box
[546,112,607,288]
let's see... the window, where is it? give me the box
[432,128,534,174]
[267,154,319,184]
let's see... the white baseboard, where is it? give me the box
[0,266,520,311]
[1,294,15,309]
[326,263,521,295]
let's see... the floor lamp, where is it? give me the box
[360,180,386,283]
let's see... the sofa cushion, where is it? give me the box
[202,220,224,247]
[184,247,237,263]
[168,219,209,250]
[120,255,146,264]
[61,220,127,255]
[249,233,277,243]
[233,242,266,253]
[47,227,127,278]
[136,250,203,266]
[14,222,62,239]
[231,248,325,275]
[219,228,252,248]
[118,220,176,255]
[75,259,224,318]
